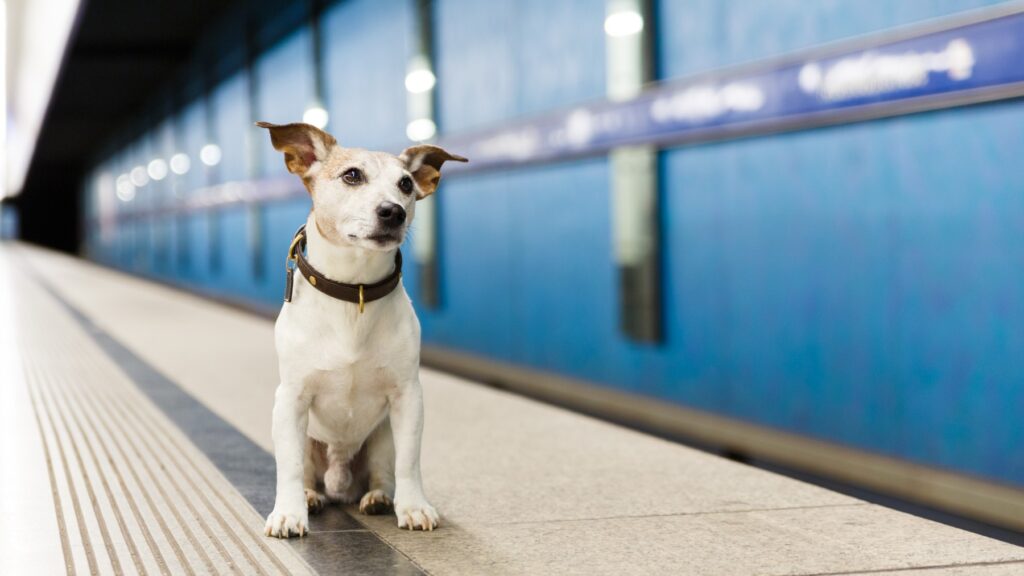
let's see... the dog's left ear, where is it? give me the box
[256,121,337,182]
[399,145,468,200]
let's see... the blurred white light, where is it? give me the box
[303,106,329,129]
[115,174,136,202]
[147,158,168,181]
[405,69,436,94]
[946,39,975,81]
[798,63,823,92]
[720,83,765,111]
[129,166,149,187]
[604,10,644,37]
[4,0,82,196]
[798,39,975,102]
[200,143,222,166]
[169,152,191,175]
[406,118,437,142]
[0,0,6,200]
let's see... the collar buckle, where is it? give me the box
[285,231,304,271]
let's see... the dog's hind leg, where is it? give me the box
[359,417,395,515]
[304,438,327,513]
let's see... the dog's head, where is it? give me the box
[257,121,466,250]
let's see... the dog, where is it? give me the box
[256,121,466,537]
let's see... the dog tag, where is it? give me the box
[284,268,295,302]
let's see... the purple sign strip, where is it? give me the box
[440,6,1024,173]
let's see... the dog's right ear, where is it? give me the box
[256,121,337,180]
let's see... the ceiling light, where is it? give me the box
[604,10,644,37]
[129,166,149,187]
[405,69,436,94]
[147,158,168,181]
[169,152,190,175]
[303,106,329,129]
[200,144,222,167]
[406,118,437,142]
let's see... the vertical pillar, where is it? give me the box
[203,67,222,275]
[154,105,173,274]
[408,0,441,308]
[606,0,661,342]
[172,93,190,273]
[304,0,330,129]
[245,15,265,281]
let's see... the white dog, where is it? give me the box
[257,121,466,537]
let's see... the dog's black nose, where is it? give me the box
[376,202,406,227]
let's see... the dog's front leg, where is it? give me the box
[265,383,311,538]
[389,379,438,530]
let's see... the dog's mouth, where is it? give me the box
[365,231,402,245]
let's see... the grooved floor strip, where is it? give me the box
[7,249,315,576]
[25,371,76,575]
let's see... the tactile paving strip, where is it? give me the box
[10,253,314,576]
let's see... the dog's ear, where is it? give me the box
[399,145,468,200]
[256,121,337,180]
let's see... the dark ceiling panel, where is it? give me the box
[16,0,317,252]
[15,0,238,251]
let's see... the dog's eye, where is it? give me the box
[398,176,414,194]
[341,168,363,185]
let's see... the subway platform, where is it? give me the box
[3,241,1024,576]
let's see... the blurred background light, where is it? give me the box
[169,152,191,175]
[129,166,149,187]
[406,118,437,142]
[302,105,329,129]
[604,10,643,37]
[147,158,168,181]
[115,174,135,202]
[405,68,436,94]
[200,143,222,166]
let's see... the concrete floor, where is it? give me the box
[4,243,1024,575]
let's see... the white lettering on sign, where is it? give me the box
[649,82,765,124]
[799,39,975,102]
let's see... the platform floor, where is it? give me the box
[3,242,1024,576]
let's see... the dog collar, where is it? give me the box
[284,225,403,312]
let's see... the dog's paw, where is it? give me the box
[359,489,393,515]
[306,489,327,514]
[264,508,309,538]
[394,498,439,531]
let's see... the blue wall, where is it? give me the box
[83,0,1024,488]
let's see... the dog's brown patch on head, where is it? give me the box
[399,145,468,200]
[256,121,338,191]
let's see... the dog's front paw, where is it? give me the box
[264,508,309,538]
[394,498,439,531]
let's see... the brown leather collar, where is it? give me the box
[284,225,402,312]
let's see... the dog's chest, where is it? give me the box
[305,364,390,443]
[279,313,397,443]
[275,282,420,443]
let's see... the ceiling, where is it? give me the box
[13,0,237,251]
